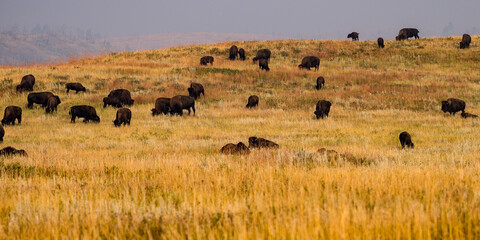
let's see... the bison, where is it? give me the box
[27,92,55,108]
[69,105,100,123]
[16,74,35,93]
[246,95,259,108]
[248,137,279,149]
[298,56,320,71]
[314,100,332,119]
[220,142,250,155]
[103,97,123,108]
[113,108,131,127]
[0,146,27,156]
[151,97,171,116]
[253,49,271,62]
[229,45,238,60]
[66,83,86,93]
[200,56,214,65]
[399,131,414,149]
[0,125,4,141]
[238,48,246,60]
[45,96,61,113]
[170,95,195,116]
[441,98,465,115]
[377,37,385,48]
[1,106,22,125]
[316,77,325,90]
[460,34,471,49]
[396,28,419,40]
[188,82,205,99]
[258,58,270,71]
[461,112,478,118]
[347,32,359,41]
[108,89,134,106]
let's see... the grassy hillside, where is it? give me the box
[0,36,480,239]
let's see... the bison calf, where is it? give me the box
[347,32,359,41]
[170,95,195,116]
[70,105,100,123]
[238,48,246,60]
[151,97,171,116]
[248,137,279,149]
[399,132,414,149]
[0,146,27,156]
[113,108,131,127]
[377,37,385,48]
[246,95,259,108]
[220,142,250,155]
[188,82,205,99]
[316,77,325,90]
[200,56,214,65]
[46,96,61,113]
[461,112,478,118]
[299,56,320,71]
[2,106,22,125]
[66,83,86,93]
[315,100,332,119]
[441,98,465,115]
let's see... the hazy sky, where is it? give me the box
[1,0,479,40]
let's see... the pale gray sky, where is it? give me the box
[1,0,479,40]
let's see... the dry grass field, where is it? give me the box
[0,36,480,239]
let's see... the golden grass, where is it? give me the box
[0,36,480,239]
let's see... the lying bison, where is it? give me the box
[248,137,279,149]
[200,56,214,65]
[188,82,205,99]
[108,89,134,106]
[27,92,56,109]
[461,112,478,118]
[347,32,359,41]
[69,105,100,123]
[170,95,195,116]
[66,83,86,93]
[316,77,325,90]
[220,142,250,155]
[460,34,471,49]
[238,48,246,60]
[16,74,35,92]
[0,146,27,156]
[441,98,465,115]
[258,59,270,71]
[299,56,320,71]
[315,100,332,119]
[399,131,414,149]
[103,97,122,108]
[1,106,22,125]
[246,95,259,108]
[0,125,4,141]
[377,37,385,48]
[113,108,131,127]
[46,96,61,113]
[229,45,238,60]
[396,28,419,40]
[151,97,171,116]
[253,49,271,62]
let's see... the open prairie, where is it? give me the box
[1,36,480,239]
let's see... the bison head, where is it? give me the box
[151,109,158,116]
[92,116,100,123]
[55,96,61,104]
[441,101,449,113]
[314,110,323,119]
[460,42,466,49]
[113,119,121,127]
[248,137,258,146]
[128,99,134,106]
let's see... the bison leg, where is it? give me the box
[17,116,21,124]
[71,115,76,123]
[27,102,33,109]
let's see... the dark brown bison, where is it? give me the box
[66,83,86,93]
[258,59,270,71]
[188,82,205,99]
[0,125,4,141]
[103,97,123,108]
[316,77,325,90]
[248,137,279,149]
[151,97,171,116]
[1,106,22,125]
[45,96,61,113]
[108,89,134,106]
[0,146,27,156]
[27,92,55,108]
[314,100,332,119]
[16,74,35,92]
[69,105,100,123]
[396,28,419,40]
[460,34,471,49]
[347,32,359,41]
[377,37,385,48]
[229,45,238,60]
[113,108,131,127]
[170,95,195,116]
[238,48,246,60]
[461,112,478,118]
[441,98,465,115]
[200,56,214,65]
[220,142,250,155]
[253,49,271,62]
[298,56,320,71]
[246,95,259,108]
[399,131,414,149]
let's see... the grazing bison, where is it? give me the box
[16,74,36,92]
[248,137,279,149]
[27,92,55,108]
[0,146,27,156]
[45,96,61,113]
[220,142,250,155]
[113,108,131,127]
[314,100,332,119]
[258,58,270,71]
[108,89,134,106]
[460,34,471,49]
[377,37,385,48]
[347,32,359,41]
[399,131,414,149]
[1,106,22,125]
[316,77,325,90]
[441,98,465,115]
[200,56,214,65]
[238,48,246,60]
[246,95,259,108]
[298,56,320,71]
[103,97,123,108]
[188,82,205,99]
[0,125,4,141]
[151,97,171,116]
[461,112,478,118]
[69,105,100,123]
[170,95,195,116]
[229,45,238,60]
[396,28,419,40]
[253,49,271,62]
[66,83,86,93]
